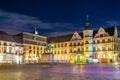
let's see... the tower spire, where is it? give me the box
[84,15,92,30]
[86,15,89,22]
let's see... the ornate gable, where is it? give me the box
[94,27,109,38]
[71,32,82,41]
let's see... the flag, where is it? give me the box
[35,27,38,35]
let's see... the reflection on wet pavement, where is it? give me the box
[0,64,120,80]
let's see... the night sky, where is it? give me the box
[0,0,120,37]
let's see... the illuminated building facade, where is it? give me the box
[0,31,23,64]
[0,17,119,64]
[22,32,47,63]
[0,31,47,64]
[48,18,119,64]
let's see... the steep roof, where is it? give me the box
[48,27,115,43]
[84,15,92,30]
[0,31,23,43]
[47,34,73,43]
[13,33,23,43]
[93,27,115,37]
[84,26,92,30]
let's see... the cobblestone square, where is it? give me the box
[0,63,120,80]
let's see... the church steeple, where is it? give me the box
[84,15,92,30]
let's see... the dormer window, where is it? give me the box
[100,34,104,38]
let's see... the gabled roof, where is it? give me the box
[93,27,115,37]
[48,27,115,43]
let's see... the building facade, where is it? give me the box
[0,31,47,64]
[0,17,119,64]
[22,32,47,63]
[0,31,24,64]
[48,18,119,64]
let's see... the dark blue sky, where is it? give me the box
[0,0,120,37]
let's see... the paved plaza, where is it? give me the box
[0,63,120,80]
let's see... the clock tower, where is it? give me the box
[83,15,93,59]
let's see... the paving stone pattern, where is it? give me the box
[0,64,120,80]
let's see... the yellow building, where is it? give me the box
[0,17,118,64]
[22,32,47,63]
[48,18,118,64]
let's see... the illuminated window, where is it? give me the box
[54,51,56,54]
[78,42,80,46]
[4,43,7,46]
[98,55,100,58]
[102,46,105,50]
[58,50,60,54]
[93,46,96,52]
[58,44,60,47]
[86,46,88,51]
[69,43,72,47]
[61,44,63,47]
[102,39,105,43]
[65,50,67,54]
[103,54,105,58]
[97,46,100,51]
[69,49,72,53]
[78,48,80,53]
[93,40,95,43]
[29,46,31,49]
[108,46,111,50]
[108,54,112,58]
[97,40,100,43]
[61,50,63,54]
[4,47,6,53]
[65,43,67,47]
[108,39,111,42]
[100,34,104,38]
[74,42,76,46]
[54,44,56,48]
[9,47,12,53]
[85,41,89,44]
[82,48,84,52]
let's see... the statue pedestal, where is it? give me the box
[41,53,54,64]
